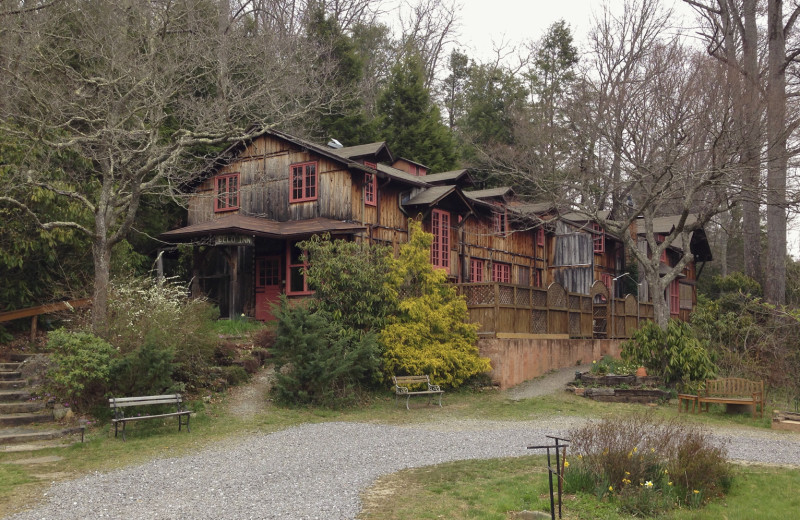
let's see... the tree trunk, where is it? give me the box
[649,276,670,329]
[741,0,763,286]
[91,238,112,333]
[765,0,788,304]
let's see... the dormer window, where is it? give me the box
[493,210,507,237]
[364,162,377,206]
[290,161,317,203]
[214,173,239,213]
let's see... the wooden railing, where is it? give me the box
[457,282,653,339]
[0,299,92,340]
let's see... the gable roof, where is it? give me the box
[332,141,394,163]
[637,215,712,260]
[465,187,514,202]
[376,163,430,187]
[423,169,474,187]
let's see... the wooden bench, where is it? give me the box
[677,393,699,414]
[109,394,192,441]
[697,378,764,419]
[393,375,443,410]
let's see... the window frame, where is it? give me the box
[285,240,313,295]
[214,173,240,213]
[492,262,511,283]
[592,223,605,253]
[430,209,450,269]
[536,227,545,246]
[669,279,680,315]
[470,258,484,282]
[289,161,318,203]
[493,209,507,237]
[364,162,377,207]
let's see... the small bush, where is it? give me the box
[252,328,276,350]
[565,413,732,514]
[214,342,239,366]
[236,355,261,375]
[109,336,176,396]
[251,347,272,364]
[622,320,716,386]
[220,365,249,386]
[45,329,116,411]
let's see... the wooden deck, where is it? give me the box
[458,282,653,339]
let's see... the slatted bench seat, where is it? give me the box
[697,378,764,419]
[109,394,192,441]
[393,375,443,410]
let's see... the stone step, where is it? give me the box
[0,363,22,371]
[4,354,34,363]
[0,370,22,380]
[0,401,45,414]
[0,412,53,427]
[0,390,32,402]
[0,380,26,390]
[0,427,84,446]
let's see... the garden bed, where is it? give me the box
[568,371,669,404]
[772,410,800,432]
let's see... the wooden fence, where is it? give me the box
[458,281,653,339]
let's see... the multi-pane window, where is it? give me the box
[601,273,613,292]
[493,210,507,236]
[290,162,317,203]
[214,173,239,212]
[592,223,604,253]
[669,279,680,315]
[492,262,511,283]
[431,209,450,269]
[364,162,377,206]
[470,258,484,282]
[286,241,311,295]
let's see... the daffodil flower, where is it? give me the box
[668,482,673,486]
[693,489,700,494]
[564,460,570,468]
[609,485,613,492]
[645,481,653,488]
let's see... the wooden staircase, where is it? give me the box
[0,354,84,449]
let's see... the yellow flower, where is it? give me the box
[664,469,669,474]
[578,454,583,459]
[564,460,570,468]
[593,360,597,364]
[650,448,655,453]
[693,490,700,494]
[633,447,638,453]
[625,471,630,475]
[609,485,613,492]
[645,481,653,488]
[668,482,673,486]
[627,451,632,458]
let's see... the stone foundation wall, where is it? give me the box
[478,338,625,389]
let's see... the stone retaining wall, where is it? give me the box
[478,337,624,389]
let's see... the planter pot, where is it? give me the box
[635,366,648,377]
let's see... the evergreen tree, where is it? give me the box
[376,54,458,172]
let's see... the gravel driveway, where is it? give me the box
[6,366,800,520]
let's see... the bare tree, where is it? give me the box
[0,0,343,330]
[397,0,461,88]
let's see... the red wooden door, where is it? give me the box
[255,256,282,321]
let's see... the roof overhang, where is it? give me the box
[160,215,366,242]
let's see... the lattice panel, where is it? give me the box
[593,305,607,318]
[569,295,581,310]
[465,285,494,305]
[582,297,591,312]
[569,312,581,336]
[547,283,568,308]
[532,289,548,307]
[499,285,514,305]
[516,288,531,307]
[531,310,548,334]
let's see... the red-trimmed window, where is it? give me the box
[214,173,239,212]
[290,161,317,203]
[669,279,680,315]
[493,210,507,236]
[286,240,312,295]
[536,227,545,246]
[364,162,377,206]
[533,268,544,287]
[492,262,511,283]
[592,223,604,253]
[470,258,484,282]
[431,209,450,269]
[601,272,613,291]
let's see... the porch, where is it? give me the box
[458,281,654,339]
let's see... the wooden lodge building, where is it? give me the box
[162,129,712,339]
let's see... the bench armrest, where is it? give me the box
[395,385,409,394]
[428,384,441,392]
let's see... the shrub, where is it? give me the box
[565,413,732,513]
[109,336,176,397]
[220,365,249,386]
[271,296,381,407]
[621,320,715,387]
[379,220,490,387]
[252,328,276,350]
[590,355,638,376]
[214,342,239,366]
[45,329,116,411]
[236,355,261,375]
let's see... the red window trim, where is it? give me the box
[533,268,543,287]
[431,209,450,269]
[214,173,239,213]
[470,258,484,282]
[669,279,680,315]
[592,223,605,253]
[536,227,545,246]
[492,262,511,283]
[601,273,612,292]
[286,240,313,296]
[290,161,318,203]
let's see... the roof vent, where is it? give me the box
[327,138,343,149]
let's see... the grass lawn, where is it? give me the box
[0,383,793,518]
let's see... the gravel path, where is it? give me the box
[6,370,800,520]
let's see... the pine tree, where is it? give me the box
[376,54,457,172]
